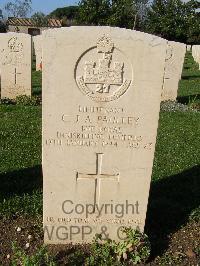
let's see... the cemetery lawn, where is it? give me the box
[0,53,200,265]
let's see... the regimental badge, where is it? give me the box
[1,37,24,65]
[8,37,23,53]
[75,35,132,102]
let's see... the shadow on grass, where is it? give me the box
[183,66,190,70]
[177,94,200,105]
[0,165,42,200]
[146,165,200,259]
[181,75,200,80]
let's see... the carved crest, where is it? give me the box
[1,37,24,65]
[8,37,23,53]
[76,35,132,102]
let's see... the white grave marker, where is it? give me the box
[0,33,31,99]
[43,27,167,244]
[162,41,186,101]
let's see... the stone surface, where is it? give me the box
[186,45,191,51]
[33,35,42,71]
[162,41,186,101]
[43,26,167,244]
[0,33,32,99]
[192,45,200,68]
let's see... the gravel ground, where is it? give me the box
[160,101,198,112]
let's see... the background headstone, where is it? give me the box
[162,41,186,101]
[192,45,200,69]
[186,45,191,51]
[33,35,42,71]
[0,33,32,99]
[43,26,167,244]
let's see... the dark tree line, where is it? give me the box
[145,0,200,43]
[49,0,199,44]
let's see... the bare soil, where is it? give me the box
[0,216,199,265]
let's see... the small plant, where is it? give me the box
[16,95,40,106]
[11,242,56,266]
[114,227,151,264]
[194,246,200,256]
[67,249,88,266]
[189,207,200,222]
[188,94,200,110]
[86,228,151,265]
[86,234,116,265]
[189,102,200,111]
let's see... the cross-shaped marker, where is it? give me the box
[76,153,120,211]
[13,68,22,85]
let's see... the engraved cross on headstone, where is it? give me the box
[13,68,22,85]
[76,153,120,211]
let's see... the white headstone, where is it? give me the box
[186,45,191,51]
[43,26,167,244]
[33,35,42,71]
[162,41,186,101]
[192,45,200,68]
[0,33,32,99]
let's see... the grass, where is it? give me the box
[32,56,42,96]
[178,51,200,104]
[11,242,56,266]
[0,51,199,264]
[32,71,42,96]
[0,105,41,173]
[153,111,200,180]
[0,105,42,217]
